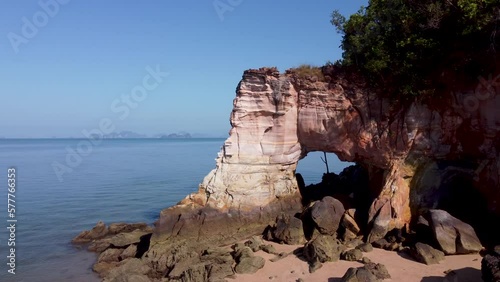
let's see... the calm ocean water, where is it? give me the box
[0,138,349,282]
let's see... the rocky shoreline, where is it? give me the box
[72,192,496,281]
[73,66,499,281]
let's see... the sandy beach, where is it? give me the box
[232,241,483,282]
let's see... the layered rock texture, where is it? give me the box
[156,66,499,247]
[77,66,499,281]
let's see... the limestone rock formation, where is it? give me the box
[155,66,498,249]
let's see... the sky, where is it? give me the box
[0,0,367,138]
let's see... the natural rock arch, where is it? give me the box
[154,67,499,247]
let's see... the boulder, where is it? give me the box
[109,230,150,247]
[270,213,306,245]
[342,249,363,261]
[303,234,344,263]
[356,243,373,253]
[426,209,482,254]
[343,229,358,241]
[364,262,391,280]
[411,242,445,265]
[341,267,379,282]
[235,256,265,274]
[361,257,372,264]
[201,248,234,265]
[310,196,345,235]
[245,236,264,252]
[482,246,500,282]
[108,222,152,235]
[342,210,361,235]
[171,248,235,281]
[104,273,151,282]
[88,239,112,253]
[180,263,208,282]
[372,239,390,249]
[103,258,151,281]
[120,244,138,260]
[205,262,234,281]
[345,238,363,248]
[72,221,108,243]
[233,246,265,274]
[93,261,119,277]
[98,248,123,263]
[341,263,390,282]
[234,246,254,262]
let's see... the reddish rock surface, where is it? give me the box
[156,66,499,244]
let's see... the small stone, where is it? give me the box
[261,244,278,255]
[372,238,390,249]
[270,252,289,262]
[245,236,264,252]
[341,249,363,261]
[361,257,372,264]
[356,243,373,253]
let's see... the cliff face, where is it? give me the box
[155,66,499,244]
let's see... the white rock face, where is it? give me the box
[200,68,302,210]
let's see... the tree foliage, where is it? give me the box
[331,0,500,98]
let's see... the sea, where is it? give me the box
[0,138,350,282]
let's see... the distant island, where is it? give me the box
[157,133,192,139]
[98,131,192,139]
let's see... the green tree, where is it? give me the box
[331,0,500,99]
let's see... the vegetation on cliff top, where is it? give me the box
[293,64,325,81]
[331,0,500,98]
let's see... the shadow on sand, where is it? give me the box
[420,267,482,282]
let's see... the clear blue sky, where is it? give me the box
[0,0,366,138]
